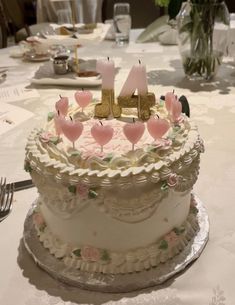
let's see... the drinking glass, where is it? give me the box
[113,3,131,45]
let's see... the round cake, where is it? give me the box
[24,93,204,274]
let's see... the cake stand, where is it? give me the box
[23,194,209,293]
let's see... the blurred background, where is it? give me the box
[0,0,235,48]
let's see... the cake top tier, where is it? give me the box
[25,94,203,186]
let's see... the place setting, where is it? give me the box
[31,51,102,87]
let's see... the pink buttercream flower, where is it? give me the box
[167,173,178,187]
[40,131,53,143]
[33,212,45,228]
[164,231,178,246]
[76,183,89,198]
[82,149,105,160]
[81,245,100,262]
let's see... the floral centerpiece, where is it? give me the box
[155,0,230,80]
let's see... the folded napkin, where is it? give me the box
[48,23,111,44]
[32,60,101,87]
[136,15,177,45]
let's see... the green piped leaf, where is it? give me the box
[173,226,185,235]
[68,185,76,194]
[101,249,110,261]
[70,150,81,157]
[24,161,32,173]
[159,239,168,250]
[172,125,181,133]
[103,153,113,162]
[47,112,55,122]
[88,189,98,199]
[159,99,165,107]
[161,182,169,191]
[190,205,198,215]
[73,248,81,257]
[39,224,46,232]
[49,136,61,145]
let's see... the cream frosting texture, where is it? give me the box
[25,100,204,274]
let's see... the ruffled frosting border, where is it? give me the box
[33,194,199,274]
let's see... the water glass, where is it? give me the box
[113,3,131,45]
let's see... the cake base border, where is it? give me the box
[23,193,209,293]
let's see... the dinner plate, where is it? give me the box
[31,76,101,87]
[31,59,101,87]
[23,51,51,62]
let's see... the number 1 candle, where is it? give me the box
[96,57,115,90]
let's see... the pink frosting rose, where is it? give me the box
[81,245,100,262]
[33,212,45,228]
[152,138,172,151]
[164,231,178,246]
[167,173,178,187]
[76,183,89,198]
[82,149,105,160]
[40,132,53,143]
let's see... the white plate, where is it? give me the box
[23,52,51,62]
[31,75,101,87]
[32,59,101,87]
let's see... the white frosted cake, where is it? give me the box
[25,93,204,274]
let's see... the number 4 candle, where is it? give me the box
[119,60,148,97]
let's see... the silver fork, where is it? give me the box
[0,178,14,222]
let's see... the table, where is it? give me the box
[1,30,235,304]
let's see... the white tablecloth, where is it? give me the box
[37,0,103,24]
[1,30,235,304]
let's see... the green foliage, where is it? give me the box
[155,0,170,7]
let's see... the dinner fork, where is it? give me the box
[0,179,14,222]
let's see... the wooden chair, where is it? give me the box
[0,1,7,48]
[1,0,49,42]
[225,0,235,12]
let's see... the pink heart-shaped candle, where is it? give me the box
[147,116,170,140]
[60,118,83,146]
[171,99,182,122]
[74,90,92,110]
[91,122,114,151]
[55,96,69,117]
[123,120,145,150]
[165,92,176,112]
[54,113,64,136]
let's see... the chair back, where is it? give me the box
[1,0,31,38]
[0,1,7,48]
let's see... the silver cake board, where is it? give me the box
[23,194,209,293]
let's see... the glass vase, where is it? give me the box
[177,1,230,80]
